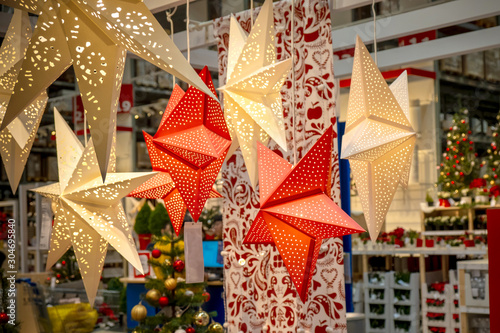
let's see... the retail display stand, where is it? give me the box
[458,259,489,332]
[364,272,392,333]
[390,272,420,333]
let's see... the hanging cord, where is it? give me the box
[372,0,377,65]
[186,0,190,64]
[291,0,297,165]
[250,0,254,27]
[166,6,177,87]
[83,110,87,146]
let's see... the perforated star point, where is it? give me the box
[218,0,292,187]
[341,36,416,242]
[0,9,48,193]
[244,127,364,302]
[33,108,156,306]
[128,131,221,235]
[152,66,231,222]
[0,0,217,180]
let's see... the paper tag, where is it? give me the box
[184,222,204,283]
[39,198,54,250]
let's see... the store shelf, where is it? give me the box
[422,230,487,236]
[459,306,490,314]
[352,247,487,256]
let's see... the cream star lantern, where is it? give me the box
[341,36,416,242]
[218,0,292,187]
[33,108,155,305]
[0,9,48,192]
[0,0,217,180]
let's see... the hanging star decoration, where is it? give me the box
[152,66,231,223]
[32,108,156,306]
[341,36,416,242]
[0,9,48,192]
[218,0,292,187]
[244,127,364,302]
[128,130,221,236]
[0,0,217,180]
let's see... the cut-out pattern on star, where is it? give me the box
[152,66,231,222]
[128,131,221,235]
[341,36,416,242]
[0,9,48,192]
[33,108,155,306]
[0,0,217,180]
[244,126,364,302]
[218,0,292,188]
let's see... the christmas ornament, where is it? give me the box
[33,109,155,306]
[244,127,364,302]
[164,278,177,290]
[55,263,62,270]
[218,0,292,188]
[0,313,8,324]
[131,303,147,322]
[151,248,162,259]
[152,67,231,222]
[0,0,217,181]
[193,310,210,326]
[146,289,161,302]
[0,9,48,192]
[202,291,211,302]
[341,36,416,242]
[184,290,194,297]
[175,330,187,333]
[128,125,221,235]
[173,259,185,272]
[164,259,173,267]
[208,323,224,333]
[186,327,195,333]
[158,296,169,307]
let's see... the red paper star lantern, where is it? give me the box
[152,66,231,222]
[128,132,221,235]
[243,127,364,302]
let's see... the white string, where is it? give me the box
[166,7,177,87]
[186,1,190,64]
[291,0,297,166]
[83,110,87,146]
[372,0,377,65]
[250,0,254,27]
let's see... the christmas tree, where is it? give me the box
[483,112,500,186]
[49,249,81,284]
[437,109,478,196]
[130,224,222,333]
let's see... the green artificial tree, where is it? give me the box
[483,112,500,187]
[149,203,170,237]
[131,226,221,333]
[0,269,19,332]
[134,203,152,235]
[198,206,222,240]
[50,249,81,283]
[437,109,478,196]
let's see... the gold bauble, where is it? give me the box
[146,289,161,302]
[208,322,224,333]
[131,303,148,322]
[193,310,210,326]
[164,277,177,290]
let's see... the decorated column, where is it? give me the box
[215,1,347,331]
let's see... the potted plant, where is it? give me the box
[426,189,435,207]
[405,229,419,248]
[134,203,152,250]
[434,216,444,230]
[425,217,435,231]
[470,178,489,204]
[490,185,500,205]
[437,192,451,207]
[460,188,472,205]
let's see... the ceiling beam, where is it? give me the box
[332,0,500,51]
[144,0,195,14]
[334,26,500,78]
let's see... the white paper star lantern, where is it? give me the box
[219,0,292,187]
[341,36,416,242]
[33,109,156,305]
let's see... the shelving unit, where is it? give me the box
[390,272,420,333]
[364,272,391,333]
[421,206,491,237]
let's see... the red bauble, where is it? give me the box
[446,148,450,152]
[462,137,467,142]
[56,274,61,279]
[173,259,185,272]
[61,260,66,266]
[469,141,473,145]
[495,175,498,179]
[158,296,169,307]
[186,327,195,333]
[460,172,464,176]
[449,127,453,131]
[454,155,457,159]
[0,313,8,324]
[453,165,456,168]
[202,291,211,302]
[456,160,459,164]
[446,157,450,160]
[468,130,472,134]
[151,249,161,259]
[446,173,450,176]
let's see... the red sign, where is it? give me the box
[73,84,133,123]
[398,30,436,47]
[488,208,499,332]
